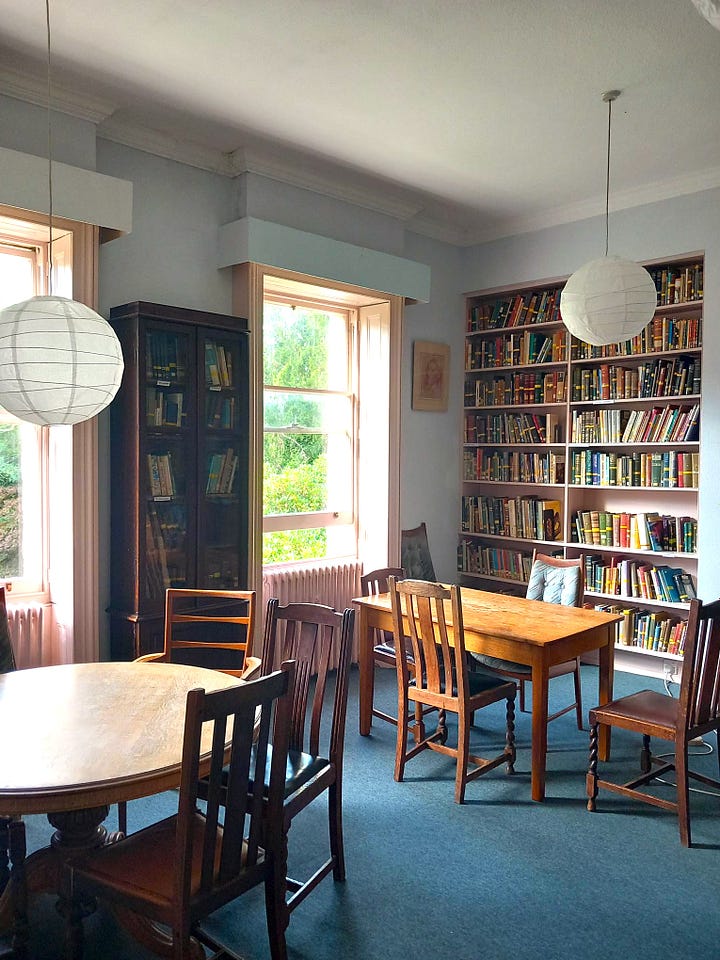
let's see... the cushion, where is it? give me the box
[526,561,581,606]
[470,652,530,676]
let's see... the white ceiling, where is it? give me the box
[0,0,719,244]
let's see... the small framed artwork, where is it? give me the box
[412,340,450,412]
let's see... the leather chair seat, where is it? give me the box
[592,689,678,733]
[472,653,530,675]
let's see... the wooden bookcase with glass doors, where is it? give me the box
[108,301,250,661]
[459,255,703,676]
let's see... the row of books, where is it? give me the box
[466,330,566,370]
[463,448,566,485]
[147,452,178,498]
[583,554,696,604]
[571,355,700,402]
[591,603,688,656]
[465,370,566,407]
[618,403,699,444]
[146,331,187,384]
[461,495,562,542]
[571,315,701,360]
[571,408,628,444]
[465,369,567,407]
[464,411,563,445]
[570,449,699,488]
[572,510,697,553]
[144,509,187,599]
[649,263,703,305]
[467,288,562,332]
[205,393,236,430]
[457,539,533,582]
[204,341,234,388]
[146,388,184,428]
[205,448,238,495]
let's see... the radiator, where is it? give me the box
[262,559,363,664]
[8,603,45,669]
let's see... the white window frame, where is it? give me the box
[262,291,358,550]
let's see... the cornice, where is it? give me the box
[0,65,115,123]
[98,116,236,176]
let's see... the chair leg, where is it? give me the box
[573,661,583,730]
[328,781,345,881]
[586,720,599,811]
[394,690,409,783]
[505,696,516,774]
[676,741,691,847]
[8,819,28,960]
[0,818,9,893]
[117,801,127,836]
[263,853,289,960]
[454,711,471,805]
[640,734,651,774]
[519,679,527,713]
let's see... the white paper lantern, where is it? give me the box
[560,255,658,347]
[0,295,124,425]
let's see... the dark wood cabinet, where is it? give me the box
[108,301,250,660]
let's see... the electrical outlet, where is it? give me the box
[663,661,675,681]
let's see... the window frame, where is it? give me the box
[261,291,359,553]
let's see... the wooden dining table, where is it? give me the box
[0,659,241,957]
[353,586,622,802]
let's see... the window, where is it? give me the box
[0,235,48,594]
[262,293,357,563]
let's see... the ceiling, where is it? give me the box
[0,0,718,245]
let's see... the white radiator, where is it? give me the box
[8,603,45,669]
[262,559,363,663]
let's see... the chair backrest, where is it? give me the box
[388,577,468,703]
[163,588,256,677]
[174,662,295,927]
[678,598,720,735]
[261,600,354,760]
[361,567,405,647]
[400,523,437,581]
[525,552,584,607]
[0,588,16,674]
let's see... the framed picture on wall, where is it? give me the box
[412,340,450,412]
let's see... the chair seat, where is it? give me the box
[591,689,679,737]
[248,745,330,799]
[467,670,516,698]
[472,653,530,675]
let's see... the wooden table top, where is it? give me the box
[0,661,241,815]
[354,585,621,647]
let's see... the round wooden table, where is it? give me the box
[0,660,242,956]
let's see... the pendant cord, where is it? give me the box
[604,95,611,258]
[45,0,53,294]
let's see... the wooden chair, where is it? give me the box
[587,597,720,847]
[400,523,436,581]
[259,599,355,913]
[389,577,516,803]
[137,587,258,678]
[119,587,258,836]
[64,664,296,960]
[470,552,585,729]
[362,566,435,738]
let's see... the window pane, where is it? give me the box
[263,529,327,564]
[0,250,34,306]
[263,302,348,391]
[263,391,352,516]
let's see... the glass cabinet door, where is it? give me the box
[198,330,247,589]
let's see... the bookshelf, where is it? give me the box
[108,301,250,660]
[459,255,703,677]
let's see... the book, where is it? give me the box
[541,500,562,541]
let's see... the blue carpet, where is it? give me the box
[13,664,720,959]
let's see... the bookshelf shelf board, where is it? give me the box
[568,441,700,450]
[570,483,698,492]
[464,480,565,489]
[460,531,565,546]
[570,544,697,559]
[615,644,683,661]
[468,361,566,374]
[464,442,566,450]
[569,394,700,407]
[654,298,703,314]
[569,348,701,367]
[585,590,691,611]
[466,320,563,337]
[459,571,528,587]
[466,402,567,412]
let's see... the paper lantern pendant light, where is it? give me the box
[0,0,124,426]
[0,295,124,425]
[560,91,657,347]
[560,255,657,347]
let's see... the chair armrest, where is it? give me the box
[134,652,166,663]
[240,656,262,681]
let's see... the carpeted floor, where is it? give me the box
[13,663,720,959]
